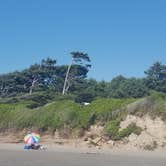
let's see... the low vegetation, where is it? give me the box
[104,121,142,140]
[0,95,135,134]
[0,92,165,140]
[118,123,142,138]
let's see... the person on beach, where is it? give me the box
[24,143,46,150]
[30,143,41,150]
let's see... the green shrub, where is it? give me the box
[126,92,166,121]
[104,121,142,140]
[147,92,166,121]
[0,97,136,135]
[85,98,135,123]
[118,123,142,138]
[1,94,162,139]
[104,120,120,140]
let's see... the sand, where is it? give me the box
[0,144,166,166]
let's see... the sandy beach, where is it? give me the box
[0,143,166,166]
[0,142,166,155]
[0,134,166,166]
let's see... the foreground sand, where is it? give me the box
[0,144,166,166]
[0,142,166,157]
[0,133,166,155]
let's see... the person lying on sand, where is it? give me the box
[24,143,47,150]
[30,143,41,150]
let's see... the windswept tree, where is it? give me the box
[0,72,23,96]
[40,58,57,90]
[26,64,41,94]
[62,52,91,95]
[144,62,166,92]
[27,58,57,94]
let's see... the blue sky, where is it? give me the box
[0,0,165,81]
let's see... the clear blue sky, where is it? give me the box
[0,0,165,81]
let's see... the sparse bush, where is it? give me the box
[105,121,142,140]
[144,141,158,151]
[104,120,120,140]
[118,123,142,138]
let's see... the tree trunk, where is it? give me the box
[65,79,71,93]
[29,77,38,95]
[62,59,73,95]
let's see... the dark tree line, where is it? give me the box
[0,52,166,102]
[0,52,91,97]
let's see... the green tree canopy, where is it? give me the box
[145,62,166,92]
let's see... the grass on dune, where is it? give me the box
[0,92,166,139]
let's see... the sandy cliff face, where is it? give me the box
[119,115,166,149]
[82,115,166,150]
